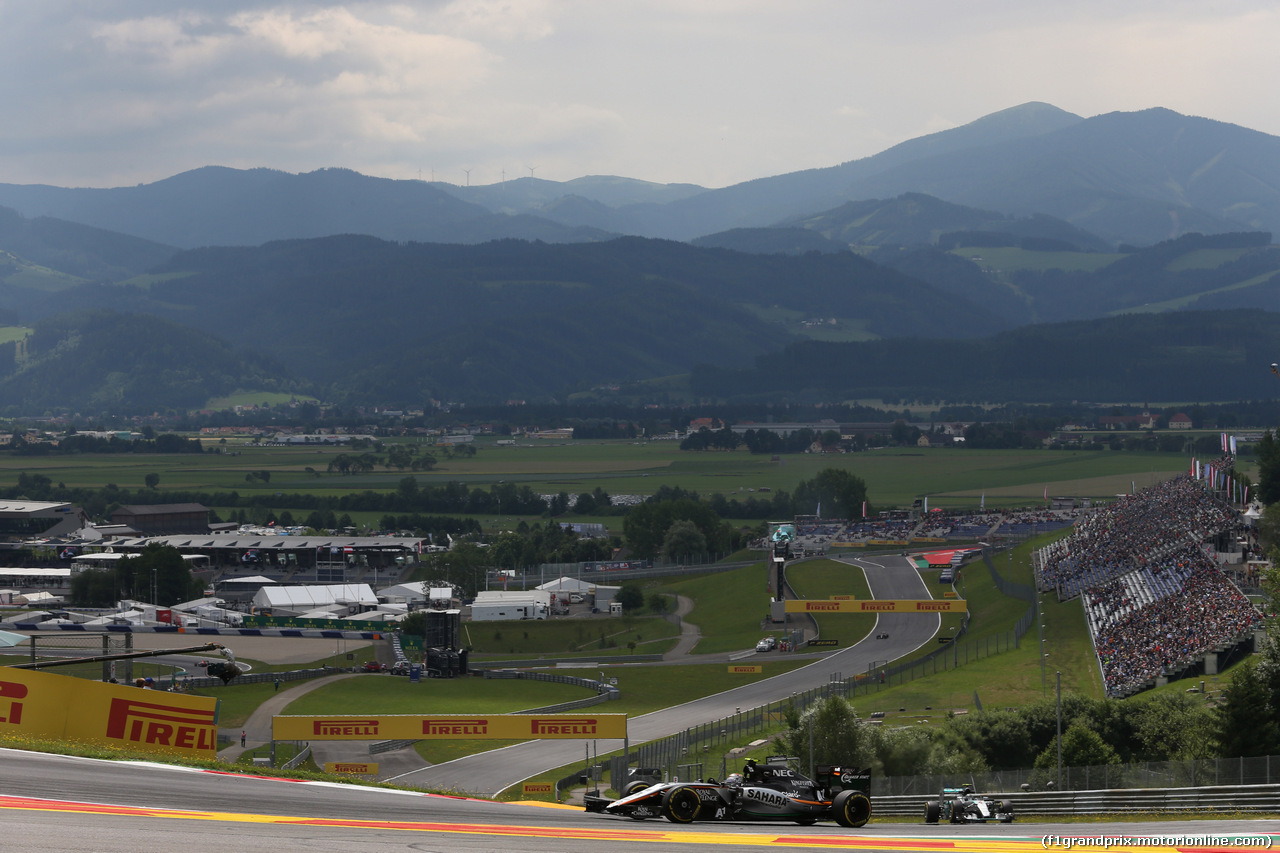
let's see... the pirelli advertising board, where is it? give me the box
[0,667,219,759]
[274,713,628,741]
[783,599,967,614]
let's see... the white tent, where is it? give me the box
[252,583,377,616]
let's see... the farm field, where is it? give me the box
[1,441,1195,517]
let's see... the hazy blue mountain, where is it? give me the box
[596,102,1086,239]
[782,192,1113,252]
[433,175,707,214]
[839,108,1280,246]
[0,103,1276,251]
[0,167,608,249]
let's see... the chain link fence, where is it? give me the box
[878,753,1280,796]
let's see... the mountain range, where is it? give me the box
[5,102,1279,250]
[1,102,1279,413]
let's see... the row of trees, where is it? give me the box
[786,686,1229,783]
[69,545,204,607]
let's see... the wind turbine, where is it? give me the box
[463,168,472,187]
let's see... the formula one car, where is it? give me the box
[584,758,871,827]
[924,785,1014,823]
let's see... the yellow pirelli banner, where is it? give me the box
[325,762,378,775]
[728,664,762,674]
[0,667,218,759]
[784,599,967,614]
[273,712,628,741]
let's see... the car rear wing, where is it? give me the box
[815,765,871,796]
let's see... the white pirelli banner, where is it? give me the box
[273,713,628,741]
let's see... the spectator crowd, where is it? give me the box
[1034,471,1260,697]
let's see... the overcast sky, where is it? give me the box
[2,1,1277,190]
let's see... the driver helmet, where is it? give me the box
[724,773,744,787]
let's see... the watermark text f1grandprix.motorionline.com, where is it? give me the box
[1042,835,1273,850]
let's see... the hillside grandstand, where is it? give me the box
[1034,473,1261,697]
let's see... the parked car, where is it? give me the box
[756,637,777,652]
[361,660,386,672]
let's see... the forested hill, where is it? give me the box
[691,309,1280,404]
[0,310,295,414]
[51,235,1002,405]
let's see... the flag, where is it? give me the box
[923,496,928,513]
[1043,485,1048,501]
[980,493,985,510]
[1230,435,1238,455]
[861,500,867,518]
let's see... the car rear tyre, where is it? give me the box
[924,800,940,824]
[622,780,651,797]
[831,790,871,828]
[794,816,817,826]
[661,786,702,823]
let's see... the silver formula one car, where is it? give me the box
[584,758,871,827]
[924,785,1014,823]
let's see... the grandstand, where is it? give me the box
[1034,473,1262,697]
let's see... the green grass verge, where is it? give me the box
[649,563,771,654]
[462,615,679,657]
[282,674,591,716]
[786,558,876,647]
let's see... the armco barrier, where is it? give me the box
[470,654,662,669]
[874,783,1280,816]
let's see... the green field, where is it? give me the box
[0,441,1196,518]
[948,246,1123,273]
[0,325,31,345]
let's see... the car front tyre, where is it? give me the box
[661,786,703,823]
[924,800,940,824]
[622,780,651,797]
